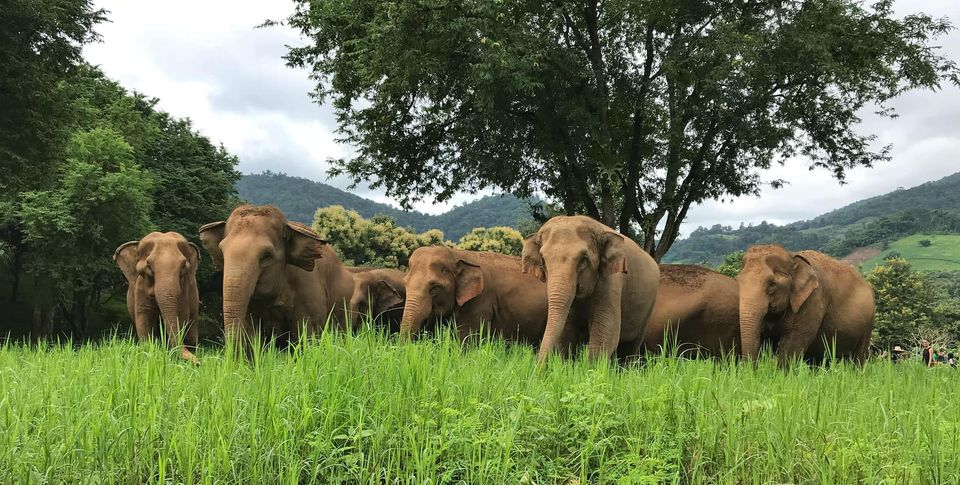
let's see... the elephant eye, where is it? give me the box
[429,284,441,296]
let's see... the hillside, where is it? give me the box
[236,172,535,240]
[665,171,960,265]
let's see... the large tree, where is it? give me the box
[0,0,104,200]
[281,0,958,259]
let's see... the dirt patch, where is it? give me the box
[660,264,709,289]
[840,247,881,267]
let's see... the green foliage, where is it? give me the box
[280,0,958,259]
[0,0,105,197]
[713,251,744,278]
[1,64,239,337]
[15,129,154,328]
[456,227,524,256]
[312,206,452,268]
[867,257,941,350]
[238,172,535,240]
[920,239,932,248]
[2,335,960,482]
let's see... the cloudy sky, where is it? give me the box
[84,1,960,236]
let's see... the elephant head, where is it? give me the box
[399,247,483,338]
[113,232,200,354]
[737,245,819,360]
[199,205,326,356]
[349,270,405,324]
[521,216,627,363]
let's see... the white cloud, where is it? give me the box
[84,0,960,221]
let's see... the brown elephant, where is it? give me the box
[199,205,355,357]
[522,215,660,364]
[399,246,548,345]
[349,268,405,333]
[642,265,739,358]
[738,245,875,366]
[114,232,201,363]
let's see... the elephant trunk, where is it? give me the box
[222,262,259,359]
[738,287,767,361]
[399,294,429,339]
[156,273,196,362]
[536,269,576,365]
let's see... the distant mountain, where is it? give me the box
[665,171,960,265]
[236,172,536,240]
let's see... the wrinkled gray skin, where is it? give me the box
[738,245,876,367]
[400,247,548,346]
[200,205,354,358]
[349,268,406,333]
[114,232,201,364]
[522,216,659,364]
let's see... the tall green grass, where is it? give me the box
[1,329,957,483]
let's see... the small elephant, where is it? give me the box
[199,205,355,358]
[522,215,660,364]
[642,265,739,358]
[738,245,875,366]
[114,232,201,363]
[400,246,548,346]
[349,268,406,333]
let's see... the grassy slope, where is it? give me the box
[860,234,960,272]
[2,333,958,483]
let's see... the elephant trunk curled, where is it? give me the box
[738,287,767,361]
[536,269,576,364]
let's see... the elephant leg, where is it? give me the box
[134,307,158,342]
[586,280,623,362]
[776,327,819,368]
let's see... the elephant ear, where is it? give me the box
[113,241,140,285]
[199,221,226,271]
[790,254,819,313]
[187,242,202,265]
[284,222,328,271]
[455,260,484,306]
[375,280,405,311]
[521,234,546,282]
[599,232,628,277]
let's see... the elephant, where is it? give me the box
[642,265,740,358]
[349,268,406,333]
[114,232,201,363]
[738,245,875,366]
[522,215,660,364]
[399,246,548,346]
[199,205,355,358]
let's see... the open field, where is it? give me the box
[860,234,960,272]
[1,331,958,484]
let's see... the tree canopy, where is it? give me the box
[281,0,959,259]
[1,55,240,337]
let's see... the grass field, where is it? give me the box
[860,234,960,272]
[2,330,958,484]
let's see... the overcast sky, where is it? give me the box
[84,1,960,236]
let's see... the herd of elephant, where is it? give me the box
[113,204,876,367]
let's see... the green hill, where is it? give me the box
[236,172,535,240]
[859,234,960,272]
[665,171,960,266]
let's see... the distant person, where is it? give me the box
[921,340,934,367]
[948,352,957,368]
[891,345,906,363]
